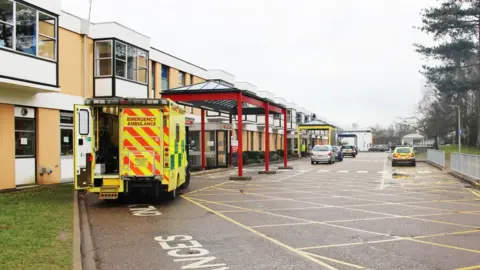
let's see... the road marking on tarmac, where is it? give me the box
[357,171,368,173]
[468,189,480,198]
[128,205,161,216]
[337,170,348,173]
[181,195,339,270]
[153,235,229,269]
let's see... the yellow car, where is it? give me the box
[392,147,416,166]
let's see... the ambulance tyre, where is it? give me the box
[168,188,177,200]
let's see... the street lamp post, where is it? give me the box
[454,105,461,153]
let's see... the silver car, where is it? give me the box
[311,145,336,164]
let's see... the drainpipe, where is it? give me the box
[84,0,93,98]
[84,35,88,97]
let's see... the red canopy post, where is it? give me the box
[265,102,270,172]
[229,114,233,167]
[237,93,243,177]
[201,109,206,170]
[283,108,288,167]
[278,108,292,170]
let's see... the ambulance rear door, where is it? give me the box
[74,105,95,189]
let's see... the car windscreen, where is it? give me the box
[332,146,339,151]
[396,148,411,153]
[343,145,353,149]
[313,146,329,151]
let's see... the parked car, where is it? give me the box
[392,147,416,166]
[342,145,356,158]
[369,145,388,152]
[332,146,343,162]
[311,145,336,164]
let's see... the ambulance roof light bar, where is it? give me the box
[85,98,169,106]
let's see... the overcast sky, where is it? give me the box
[62,0,437,129]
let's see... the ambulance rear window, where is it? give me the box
[78,109,89,135]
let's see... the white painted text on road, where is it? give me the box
[154,235,229,269]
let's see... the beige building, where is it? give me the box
[0,0,324,191]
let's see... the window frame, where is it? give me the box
[14,117,36,158]
[114,41,126,78]
[78,109,89,135]
[60,111,74,158]
[94,40,113,77]
[0,0,58,62]
[178,71,185,87]
[161,65,169,90]
[151,61,155,91]
[112,40,148,84]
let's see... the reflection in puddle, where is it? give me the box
[392,171,416,182]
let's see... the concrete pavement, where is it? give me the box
[85,152,480,269]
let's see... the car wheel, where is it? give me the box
[392,161,395,167]
[412,161,416,166]
[311,160,314,165]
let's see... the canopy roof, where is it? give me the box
[402,133,424,139]
[338,133,357,137]
[298,119,336,128]
[161,80,286,115]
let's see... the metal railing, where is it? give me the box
[427,149,445,168]
[451,153,480,180]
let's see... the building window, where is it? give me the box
[114,41,126,77]
[190,74,194,85]
[15,117,35,157]
[161,65,169,90]
[60,112,73,157]
[151,62,155,90]
[0,0,57,60]
[258,132,262,151]
[178,71,185,87]
[101,40,148,83]
[250,131,254,151]
[95,40,112,76]
[137,50,147,83]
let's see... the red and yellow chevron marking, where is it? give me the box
[122,108,162,177]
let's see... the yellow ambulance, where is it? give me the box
[74,98,189,200]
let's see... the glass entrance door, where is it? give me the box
[216,131,228,168]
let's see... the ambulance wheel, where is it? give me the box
[168,188,177,200]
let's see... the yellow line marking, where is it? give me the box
[414,229,480,239]
[181,195,338,270]
[301,251,366,269]
[410,238,480,254]
[218,206,326,213]
[469,189,480,198]
[456,264,480,270]
[192,196,393,237]
[298,238,402,250]
[214,186,479,228]
[251,222,316,228]
[183,181,229,195]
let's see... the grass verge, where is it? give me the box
[440,145,480,155]
[0,184,73,270]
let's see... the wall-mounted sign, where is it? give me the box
[223,124,232,130]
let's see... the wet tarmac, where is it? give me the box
[85,152,480,269]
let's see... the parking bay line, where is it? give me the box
[213,186,480,229]
[297,228,480,251]
[468,189,480,198]
[301,251,366,269]
[456,264,480,270]
[194,192,480,254]
[181,195,339,270]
